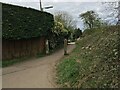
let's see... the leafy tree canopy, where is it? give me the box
[80,10,102,29]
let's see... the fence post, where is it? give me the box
[64,39,67,55]
[46,39,49,54]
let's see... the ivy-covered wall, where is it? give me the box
[2,3,54,60]
[2,3,54,40]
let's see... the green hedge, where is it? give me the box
[2,3,54,40]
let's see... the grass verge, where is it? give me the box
[56,25,119,88]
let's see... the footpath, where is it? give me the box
[2,43,75,88]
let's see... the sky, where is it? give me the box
[0,0,118,30]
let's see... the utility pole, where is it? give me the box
[39,0,43,11]
[39,0,53,54]
[39,0,53,11]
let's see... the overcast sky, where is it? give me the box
[0,0,118,30]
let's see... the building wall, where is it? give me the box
[2,37,46,60]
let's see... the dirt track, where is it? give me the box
[2,44,75,88]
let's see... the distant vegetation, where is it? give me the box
[49,21,68,51]
[56,25,119,88]
[80,10,106,29]
[49,11,81,51]
[73,28,82,40]
[54,11,80,40]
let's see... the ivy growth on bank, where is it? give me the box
[2,3,54,40]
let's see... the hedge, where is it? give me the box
[2,3,54,40]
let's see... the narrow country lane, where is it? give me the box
[2,44,75,88]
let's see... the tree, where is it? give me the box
[52,21,68,37]
[102,1,120,25]
[54,11,77,40]
[80,10,102,29]
[49,21,69,50]
[73,28,82,40]
[55,11,77,31]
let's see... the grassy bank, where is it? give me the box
[56,25,119,88]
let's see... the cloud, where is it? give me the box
[0,0,116,30]
[44,2,103,29]
[0,0,118,3]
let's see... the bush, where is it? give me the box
[73,28,82,40]
[49,21,69,51]
[2,3,54,40]
[56,25,119,88]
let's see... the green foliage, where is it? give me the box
[57,58,80,87]
[80,10,102,29]
[49,21,67,51]
[49,21,71,51]
[73,28,82,40]
[2,3,54,40]
[52,21,68,36]
[54,11,76,40]
[55,11,76,30]
[56,25,119,88]
[2,56,30,67]
[3,51,46,67]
